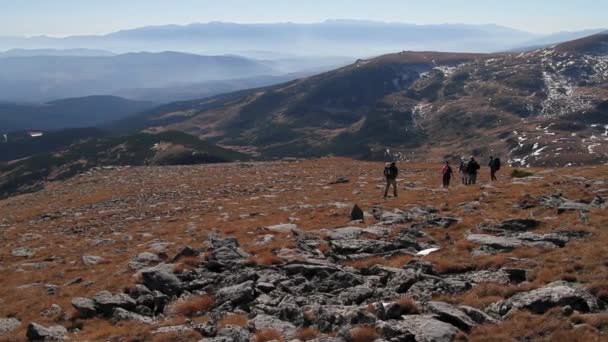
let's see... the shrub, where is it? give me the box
[511,169,535,178]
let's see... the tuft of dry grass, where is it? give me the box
[151,330,202,342]
[248,250,284,266]
[469,309,604,341]
[254,328,284,342]
[349,325,378,342]
[218,313,249,328]
[296,327,320,341]
[436,283,538,309]
[394,296,420,315]
[169,294,214,317]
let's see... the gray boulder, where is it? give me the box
[215,281,256,307]
[71,297,97,318]
[490,282,599,316]
[458,305,498,325]
[141,264,183,297]
[387,269,420,293]
[497,219,541,232]
[249,314,297,340]
[0,318,21,335]
[337,286,374,305]
[26,323,67,341]
[92,291,137,316]
[377,315,459,342]
[467,234,523,250]
[129,252,161,270]
[111,308,154,324]
[427,301,476,331]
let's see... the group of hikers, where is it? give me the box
[383,156,501,198]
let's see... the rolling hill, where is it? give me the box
[121,34,608,167]
[0,130,248,198]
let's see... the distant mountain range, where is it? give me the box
[0,48,115,57]
[0,52,278,102]
[118,34,608,167]
[5,21,601,57]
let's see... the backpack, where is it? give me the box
[384,164,396,178]
[494,158,502,171]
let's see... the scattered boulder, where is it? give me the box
[12,247,35,258]
[141,264,183,297]
[82,255,103,266]
[129,252,162,270]
[92,291,137,316]
[377,315,459,342]
[249,314,297,340]
[26,323,67,341]
[427,301,477,331]
[490,282,599,316]
[497,219,541,232]
[215,281,256,307]
[111,308,154,324]
[329,177,349,185]
[71,297,97,318]
[0,318,21,335]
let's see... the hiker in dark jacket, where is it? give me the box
[442,161,454,188]
[466,156,480,185]
[383,162,398,199]
[488,156,500,181]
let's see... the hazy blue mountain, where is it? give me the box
[0,48,115,57]
[511,28,607,51]
[0,21,540,56]
[0,95,155,132]
[0,52,277,102]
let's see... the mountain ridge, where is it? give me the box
[118,34,608,166]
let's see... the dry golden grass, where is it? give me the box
[169,294,214,317]
[254,328,284,342]
[218,313,249,328]
[248,250,285,266]
[469,309,605,341]
[1,158,608,340]
[151,330,202,342]
[296,327,320,341]
[436,283,538,309]
[393,296,421,315]
[349,325,378,342]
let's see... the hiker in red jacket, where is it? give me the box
[442,161,454,188]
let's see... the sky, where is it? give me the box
[1,0,606,37]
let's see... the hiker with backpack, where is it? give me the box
[459,158,468,185]
[466,156,480,185]
[383,161,399,199]
[489,156,501,181]
[441,161,454,188]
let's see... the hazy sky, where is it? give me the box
[1,0,606,36]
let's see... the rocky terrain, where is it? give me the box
[0,158,607,341]
[119,34,608,166]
